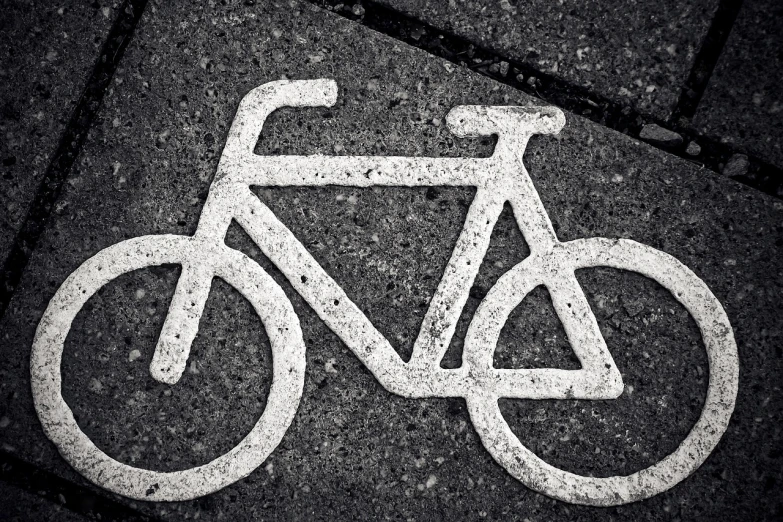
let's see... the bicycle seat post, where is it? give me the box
[446,105,565,162]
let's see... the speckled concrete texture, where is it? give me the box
[376,0,719,120]
[0,1,117,266]
[692,0,783,167]
[0,0,781,520]
[0,481,88,522]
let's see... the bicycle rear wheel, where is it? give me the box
[464,237,738,506]
[31,234,306,501]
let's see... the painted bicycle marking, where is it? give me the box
[31,79,738,506]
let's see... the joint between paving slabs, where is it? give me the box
[308,0,781,199]
[669,0,744,124]
[0,0,150,322]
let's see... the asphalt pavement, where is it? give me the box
[0,1,781,520]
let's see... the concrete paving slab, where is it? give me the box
[1,1,781,520]
[373,0,719,121]
[0,1,117,268]
[0,481,87,522]
[692,0,783,168]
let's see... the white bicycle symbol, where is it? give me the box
[31,79,738,506]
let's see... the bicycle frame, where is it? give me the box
[149,79,624,401]
[30,79,738,505]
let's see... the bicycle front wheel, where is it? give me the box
[31,234,306,501]
[464,237,738,506]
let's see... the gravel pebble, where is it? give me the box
[722,153,749,177]
[685,141,701,156]
[639,124,683,147]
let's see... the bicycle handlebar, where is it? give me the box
[224,79,338,155]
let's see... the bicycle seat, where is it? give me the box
[446,105,565,139]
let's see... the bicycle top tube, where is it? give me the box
[219,154,497,188]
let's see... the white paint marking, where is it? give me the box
[31,79,738,505]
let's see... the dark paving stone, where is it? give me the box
[0,481,87,522]
[0,1,116,267]
[1,1,781,520]
[692,0,783,167]
[375,0,719,120]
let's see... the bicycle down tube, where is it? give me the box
[150,79,623,401]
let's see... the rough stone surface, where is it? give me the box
[1,1,781,520]
[0,482,87,521]
[639,124,684,148]
[0,0,116,267]
[377,0,719,120]
[692,0,783,167]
